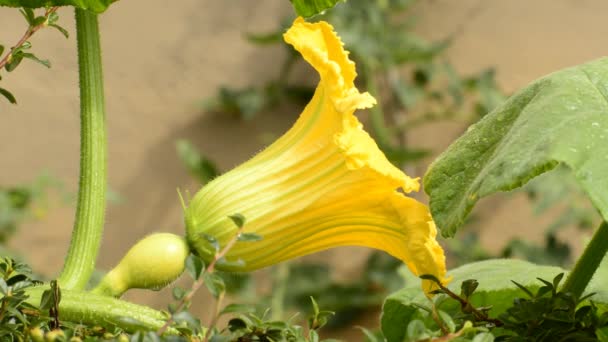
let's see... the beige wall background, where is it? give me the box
[1,0,608,334]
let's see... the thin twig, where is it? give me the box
[157,224,247,335]
[434,281,503,327]
[202,291,225,342]
[0,7,59,70]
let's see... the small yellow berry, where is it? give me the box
[44,329,65,342]
[29,327,44,342]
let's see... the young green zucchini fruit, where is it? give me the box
[92,233,190,297]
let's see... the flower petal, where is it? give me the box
[185,18,448,294]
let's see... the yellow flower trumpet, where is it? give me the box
[185,18,447,293]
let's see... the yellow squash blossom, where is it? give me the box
[185,17,447,294]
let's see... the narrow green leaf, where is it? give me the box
[597,326,608,342]
[203,272,225,299]
[5,54,23,72]
[228,213,246,228]
[0,278,7,295]
[219,303,256,315]
[424,57,608,237]
[19,8,35,25]
[419,274,440,283]
[47,11,58,24]
[0,44,5,56]
[355,326,383,342]
[310,296,320,315]
[460,279,479,298]
[21,52,50,68]
[39,288,53,310]
[172,311,200,330]
[437,310,456,333]
[0,87,17,104]
[289,0,345,18]
[18,41,31,50]
[308,330,319,342]
[200,233,220,252]
[472,332,495,342]
[32,15,46,26]
[406,320,427,340]
[245,31,283,45]
[510,280,534,298]
[384,147,431,164]
[237,232,262,242]
[171,287,186,300]
[185,254,205,280]
[49,24,69,38]
[553,273,565,288]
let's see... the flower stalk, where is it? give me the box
[25,286,175,334]
[58,8,107,291]
[561,221,608,298]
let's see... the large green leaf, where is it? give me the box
[290,0,344,18]
[0,0,114,12]
[424,57,608,237]
[381,258,608,342]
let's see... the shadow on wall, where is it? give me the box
[101,104,301,267]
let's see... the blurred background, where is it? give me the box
[1,0,607,339]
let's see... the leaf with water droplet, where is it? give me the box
[425,57,608,237]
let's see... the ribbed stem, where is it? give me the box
[58,8,107,290]
[561,221,608,298]
[26,287,175,334]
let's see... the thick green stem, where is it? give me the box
[561,221,608,298]
[58,8,107,290]
[26,287,176,334]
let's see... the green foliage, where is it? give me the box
[381,259,567,342]
[290,0,345,18]
[283,253,405,328]
[496,273,608,342]
[525,164,598,234]
[425,57,608,238]
[0,175,57,247]
[0,257,48,339]
[382,259,608,342]
[0,0,114,12]
[164,252,342,341]
[501,234,571,267]
[445,165,598,269]
[209,299,337,342]
[382,260,608,342]
[175,140,219,185]
[0,7,68,104]
[500,164,601,267]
